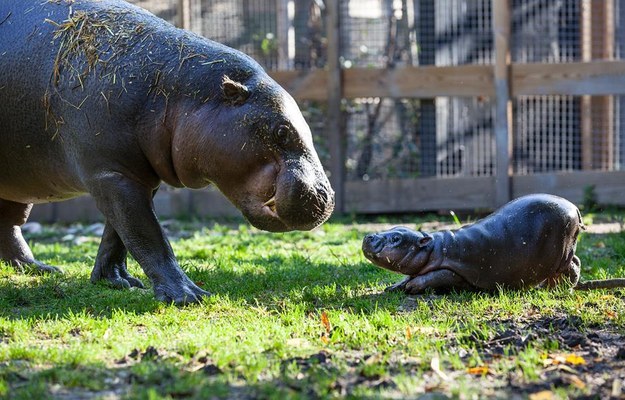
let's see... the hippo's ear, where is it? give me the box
[222,75,250,106]
[418,235,432,248]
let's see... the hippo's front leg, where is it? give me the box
[89,172,209,304]
[90,188,161,289]
[404,269,474,294]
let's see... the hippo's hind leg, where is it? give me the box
[90,221,145,289]
[546,254,581,288]
[404,269,474,294]
[0,199,60,273]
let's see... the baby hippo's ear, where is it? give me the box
[418,234,433,248]
[221,75,250,105]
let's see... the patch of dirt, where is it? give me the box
[490,316,625,398]
[395,296,625,398]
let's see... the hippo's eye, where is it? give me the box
[390,234,402,245]
[275,125,290,143]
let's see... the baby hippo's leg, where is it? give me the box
[546,254,581,288]
[404,269,473,294]
[384,276,412,292]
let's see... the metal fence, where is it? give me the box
[31,0,625,222]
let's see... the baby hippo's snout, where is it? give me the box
[362,230,406,259]
[362,227,432,275]
[362,233,384,256]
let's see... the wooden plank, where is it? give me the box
[512,61,625,96]
[269,70,328,101]
[276,0,290,70]
[492,0,512,206]
[270,65,494,100]
[344,177,497,213]
[580,0,592,169]
[512,171,625,206]
[591,0,615,170]
[325,0,345,213]
[177,0,190,30]
[342,65,494,98]
[271,61,625,102]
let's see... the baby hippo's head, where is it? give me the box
[362,227,433,275]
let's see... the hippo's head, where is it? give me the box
[362,227,433,275]
[172,75,334,232]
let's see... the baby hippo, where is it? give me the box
[362,194,622,294]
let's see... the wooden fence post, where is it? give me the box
[276,0,290,70]
[327,0,344,213]
[492,0,512,205]
[178,0,190,30]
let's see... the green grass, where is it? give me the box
[1,214,625,399]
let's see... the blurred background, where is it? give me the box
[31,0,625,221]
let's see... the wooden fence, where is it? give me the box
[269,0,625,214]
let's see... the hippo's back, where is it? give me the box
[0,0,266,203]
[447,194,582,289]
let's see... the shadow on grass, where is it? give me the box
[2,352,397,399]
[3,228,624,320]
[0,247,404,320]
[0,272,160,320]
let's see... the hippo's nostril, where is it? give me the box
[316,185,334,209]
[364,234,384,254]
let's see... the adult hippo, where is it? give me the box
[362,194,625,293]
[0,0,334,304]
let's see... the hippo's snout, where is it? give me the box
[276,175,334,231]
[253,154,332,231]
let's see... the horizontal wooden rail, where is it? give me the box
[269,70,328,101]
[342,65,494,98]
[269,60,625,101]
[512,60,625,96]
[512,170,625,204]
[344,176,497,213]
[342,170,625,214]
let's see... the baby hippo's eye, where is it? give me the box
[390,233,402,245]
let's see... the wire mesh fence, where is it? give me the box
[127,0,625,209]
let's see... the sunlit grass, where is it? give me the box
[1,213,624,398]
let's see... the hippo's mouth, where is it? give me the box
[225,156,334,233]
[262,195,278,217]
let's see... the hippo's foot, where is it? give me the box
[404,269,474,295]
[91,221,144,289]
[0,199,61,274]
[8,258,62,274]
[152,274,211,305]
[384,276,412,292]
[91,262,145,289]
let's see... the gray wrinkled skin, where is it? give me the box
[0,0,334,304]
[362,194,584,294]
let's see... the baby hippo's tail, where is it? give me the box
[575,278,625,290]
